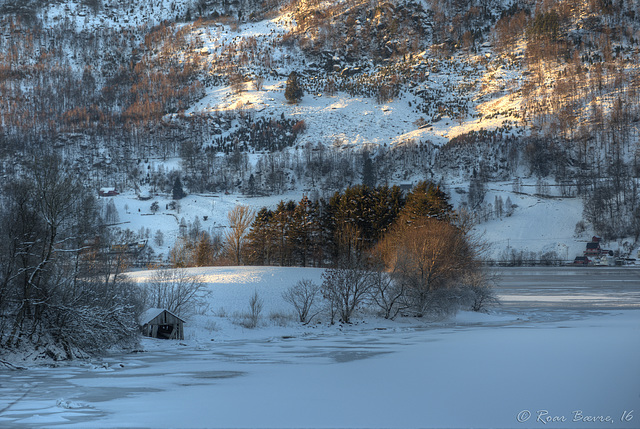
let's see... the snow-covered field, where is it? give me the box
[475,183,588,260]
[108,177,637,266]
[1,266,639,428]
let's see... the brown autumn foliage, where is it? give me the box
[374,217,480,315]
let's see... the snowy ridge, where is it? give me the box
[2,0,639,259]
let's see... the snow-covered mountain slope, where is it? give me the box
[1,0,639,259]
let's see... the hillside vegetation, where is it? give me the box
[0,0,638,242]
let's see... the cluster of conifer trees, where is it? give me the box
[243,181,454,268]
[241,180,490,320]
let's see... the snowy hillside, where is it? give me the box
[1,0,640,259]
[1,1,640,424]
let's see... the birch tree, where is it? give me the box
[224,205,255,265]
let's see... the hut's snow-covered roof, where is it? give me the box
[140,308,185,325]
[140,308,164,325]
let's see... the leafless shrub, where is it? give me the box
[144,269,208,317]
[368,267,406,320]
[269,311,293,327]
[418,287,472,319]
[235,290,264,329]
[413,117,428,128]
[248,290,264,327]
[460,271,500,312]
[282,279,322,323]
[291,119,307,134]
[322,262,375,324]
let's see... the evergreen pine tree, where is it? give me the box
[245,208,275,265]
[173,176,186,200]
[290,196,318,267]
[247,173,256,196]
[401,181,453,222]
[361,151,376,188]
[273,201,296,265]
[285,71,303,104]
[371,185,404,239]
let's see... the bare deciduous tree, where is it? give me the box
[321,261,375,324]
[460,271,499,312]
[0,156,143,359]
[282,279,322,323]
[224,205,255,265]
[376,218,480,316]
[367,263,406,320]
[143,269,208,317]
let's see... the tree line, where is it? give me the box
[268,181,494,322]
[166,180,465,270]
[240,182,449,267]
[209,181,493,321]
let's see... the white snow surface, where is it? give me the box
[474,182,589,260]
[0,266,639,428]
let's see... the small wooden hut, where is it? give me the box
[140,308,185,340]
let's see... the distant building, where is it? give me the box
[573,256,590,265]
[140,308,185,340]
[584,241,602,256]
[99,187,119,197]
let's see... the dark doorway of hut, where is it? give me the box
[158,324,174,339]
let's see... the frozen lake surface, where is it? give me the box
[0,267,639,428]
